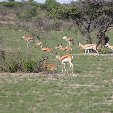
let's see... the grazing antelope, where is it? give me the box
[40,45,53,52]
[105,43,113,51]
[63,34,74,47]
[78,43,98,53]
[55,44,72,51]
[56,54,73,73]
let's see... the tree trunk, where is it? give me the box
[96,31,106,47]
[79,28,92,44]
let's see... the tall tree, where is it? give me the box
[58,0,113,44]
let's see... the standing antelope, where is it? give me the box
[35,40,43,46]
[22,35,34,48]
[55,44,72,51]
[31,40,43,49]
[56,54,74,73]
[63,34,74,47]
[78,43,98,53]
[23,35,34,42]
[40,45,53,52]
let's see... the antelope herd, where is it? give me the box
[22,34,113,74]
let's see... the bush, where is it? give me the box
[23,60,36,72]
[16,4,37,21]
[0,1,23,8]
[99,47,113,54]
[0,54,37,72]
[8,61,22,73]
[52,19,62,31]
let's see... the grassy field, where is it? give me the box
[0,68,113,113]
[0,26,113,113]
[0,26,80,65]
[0,25,83,73]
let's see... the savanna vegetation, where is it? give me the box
[0,0,113,112]
[0,0,113,73]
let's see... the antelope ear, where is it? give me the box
[77,41,79,46]
[55,52,58,55]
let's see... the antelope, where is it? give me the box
[105,43,113,51]
[22,35,34,42]
[56,54,74,73]
[43,63,57,71]
[63,34,74,47]
[22,35,34,48]
[78,43,98,53]
[35,40,43,46]
[31,40,43,49]
[55,44,72,51]
[41,57,57,72]
[40,45,53,52]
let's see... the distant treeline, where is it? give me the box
[0,0,113,44]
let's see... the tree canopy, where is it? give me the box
[53,0,113,44]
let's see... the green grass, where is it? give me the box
[0,26,81,72]
[0,26,113,113]
[0,69,113,113]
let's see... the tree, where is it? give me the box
[28,0,34,2]
[45,0,58,11]
[16,2,37,21]
[58,0,113,44]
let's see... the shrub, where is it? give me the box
[8,61,22,73]
[0,1,23,8]
[52,19,62,31]
[99,47,113,54]
[23,60,36,72]
[16,4,37,21]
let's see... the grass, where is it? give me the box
[0,68,113,113]
[0,26,113,113]
[0,25,81,72]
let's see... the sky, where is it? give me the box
[36,0,72,3]
[0,0,77,4]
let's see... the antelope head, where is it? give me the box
[63,34,67,39]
